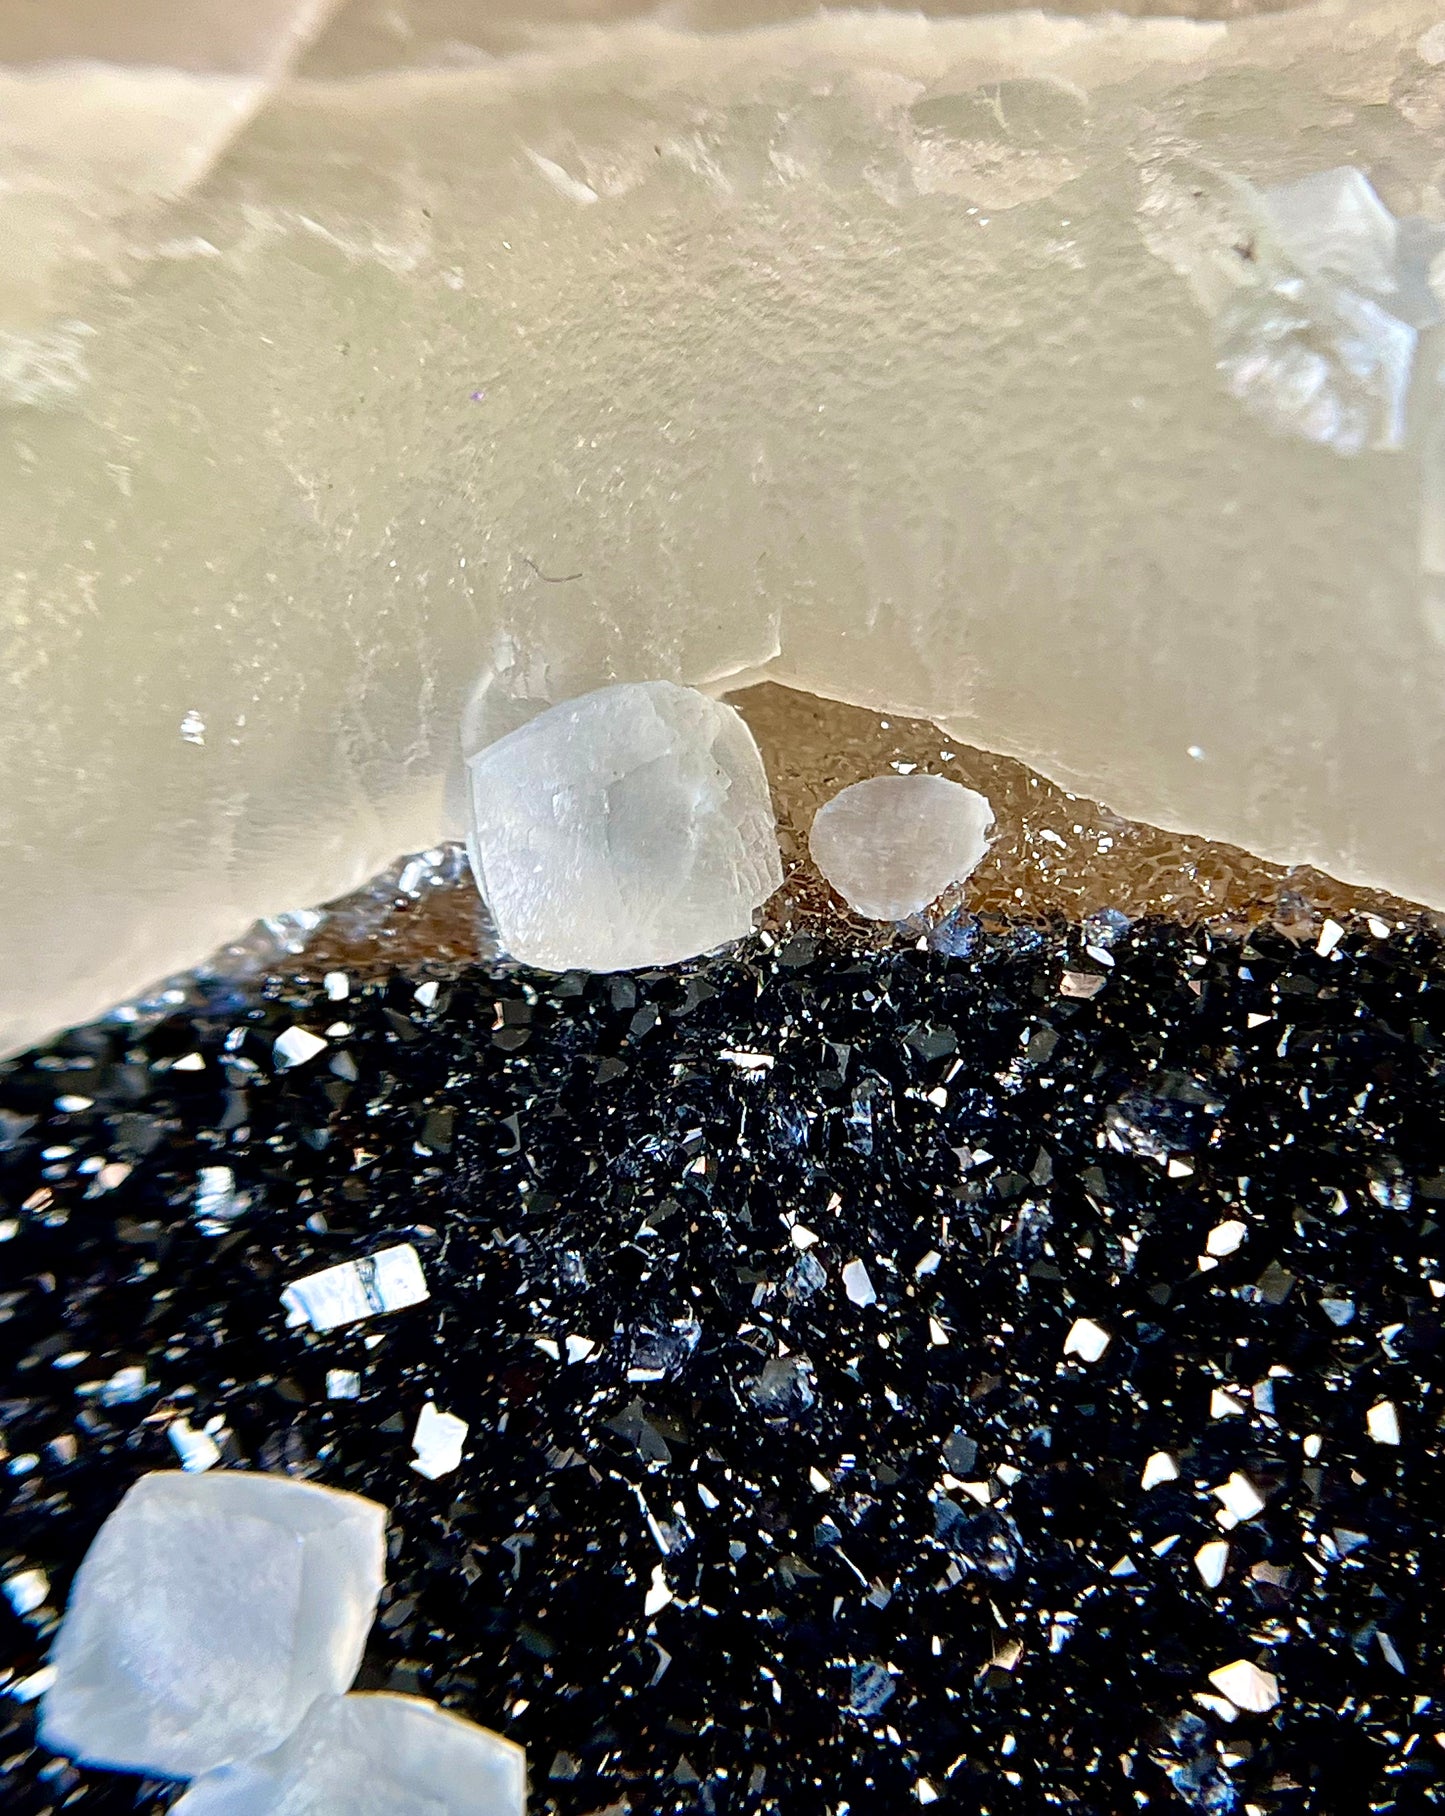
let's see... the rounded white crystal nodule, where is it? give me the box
[465,680,782,972]
[40,1471,386,1781]
[809,774,993,922]
[172,1692,526,1816]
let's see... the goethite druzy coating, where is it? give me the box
[39,1472,386,1780]
[809,774,993,920]
[466,681,781,972]
[173,1693,526,1816]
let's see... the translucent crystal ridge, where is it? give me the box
[2,0,1444,1051]
[40,1471,387,1780]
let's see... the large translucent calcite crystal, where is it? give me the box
[2,0,1444,1051]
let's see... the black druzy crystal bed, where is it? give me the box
[3,915,1444,1815]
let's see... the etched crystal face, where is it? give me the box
[1,0,1443,1051]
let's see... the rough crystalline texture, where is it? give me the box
[172,1693,527,1816]
[40,1471,386,1780]
[809,774,993,920]
[2,0,1445,1050]
[465,682,782,971]
[1203,166,1443,455]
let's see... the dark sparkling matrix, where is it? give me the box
[2,916,1445,1815]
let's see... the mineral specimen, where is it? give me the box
[465,682,781,971]
[809,775,993,920]
[40,1471,386,1779]
[172,1692,526,1816]
[280,1244,431,1333]
[3,2,1445,1052]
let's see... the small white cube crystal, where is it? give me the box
[842,1259,877,1307]
[281,1245,429,1334]
[173,1692,526,1816]
[41,1471,386,1780]
[1212,1471,1267,1522]
[100,1365,148,1407]
[1208,1659,1281,1714]
[168,1418,221,1473]
[1063,1318,1110,1363]
[1194,1540,1231,1589]
[5,1568,49,1616]
[1205,1220,1248,1258]
[411,1403,468,1481]
[273,1027,328,1070]
[1367,1399,1401,1445]
[195,1167,238,1226]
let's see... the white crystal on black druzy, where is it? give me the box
[466,682,781,971]
[40,1472,386,1780]
[6,907,1445,1815]
[172,1692,525,1816]
[280,1244,430,1333]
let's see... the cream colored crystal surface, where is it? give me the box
[0,1,337,329]
[1,0,1444,1052]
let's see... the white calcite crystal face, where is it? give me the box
[281,1243,431,1333]
[2,0,1445,1050]
[172,1692,526,1816]
[40,1471,386,1780]
[810,775,993,921]
[466,682,781,971]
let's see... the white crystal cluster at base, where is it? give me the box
[40,1471,524,1814]
[40,1472,385,1779]
[174,1693,525,1816]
